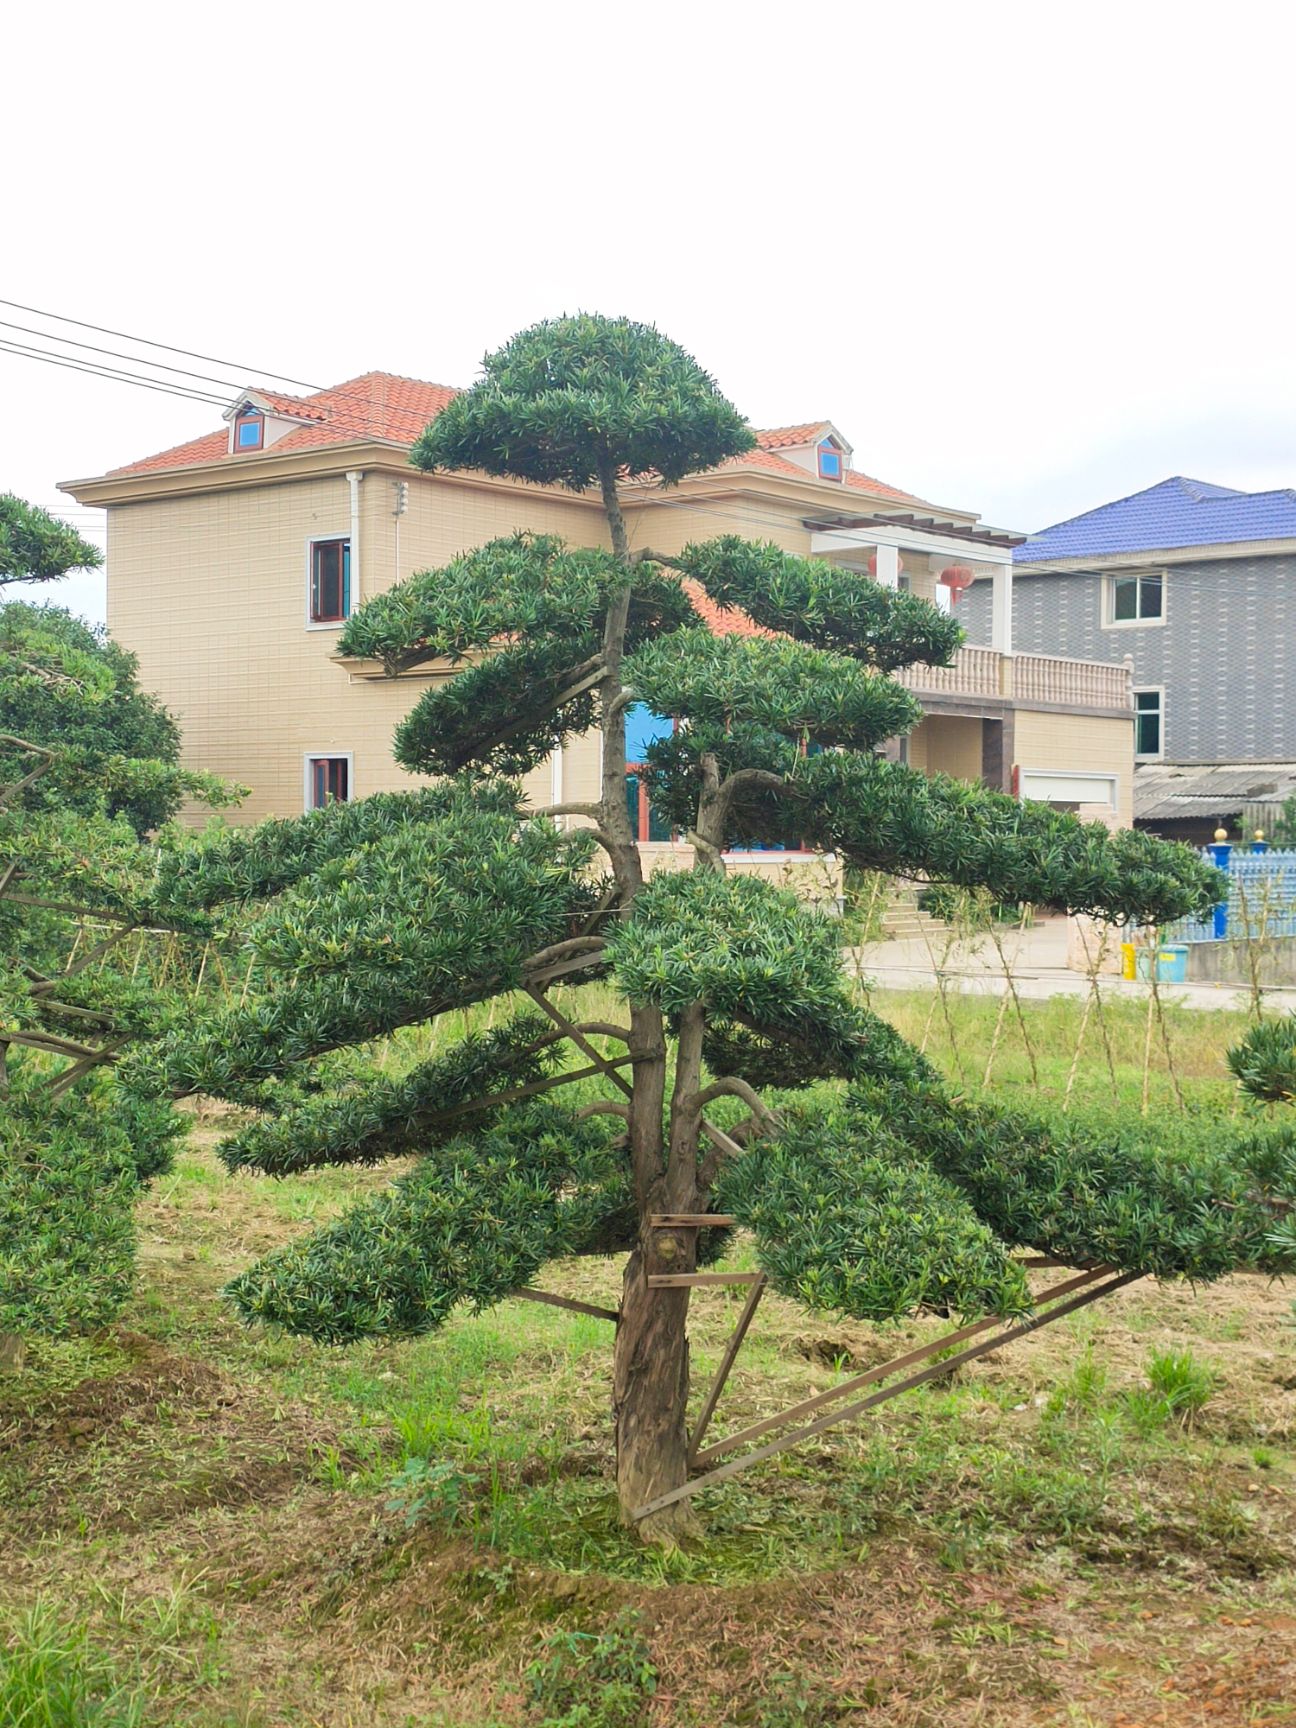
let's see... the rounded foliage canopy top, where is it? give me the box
[411,314,756,491]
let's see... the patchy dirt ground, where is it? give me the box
[3,1129,1295,1727]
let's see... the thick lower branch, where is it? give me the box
[693,1076,778,1124]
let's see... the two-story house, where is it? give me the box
[957,477,1296,843]
[60,374,1138,850]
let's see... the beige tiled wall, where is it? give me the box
[1013,709,1134,827]
[107,470,600,823]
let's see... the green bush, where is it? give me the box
[0,1072,182,1343]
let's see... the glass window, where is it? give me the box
[310,539,351,623]
[624,771,672,843]
[817,438,843,481]
[235,413,263,450]
[308,756,350,808]
[625,703,675,761]
[1110,573,1163,623]
[1134,689,1162,757]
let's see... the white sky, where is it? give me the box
[4,0,1294,625]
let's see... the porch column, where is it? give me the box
[874,542,900,590]
[990,557,1013,656]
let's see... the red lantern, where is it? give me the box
[938,564,974,604]
[867,551,905,580]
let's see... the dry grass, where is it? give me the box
[3,992,1296,1726]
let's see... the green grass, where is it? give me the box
[0,1603,148,1728]
[874,984,1255,1119]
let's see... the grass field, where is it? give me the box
[2,989,1295,1726]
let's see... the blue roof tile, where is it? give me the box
[1016,477,1296,563]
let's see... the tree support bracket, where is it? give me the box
[631,1265,1142,1523]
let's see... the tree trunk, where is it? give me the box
[594,451,700,1543]
[613,1232,698,1543]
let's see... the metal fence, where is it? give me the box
[1167,848,1296,942]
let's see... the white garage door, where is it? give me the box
[1019,770,1117,808]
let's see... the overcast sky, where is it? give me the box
[5,0,1294,625]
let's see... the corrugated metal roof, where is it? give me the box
[1017,477,1296,564]
[1134,761,1296,823]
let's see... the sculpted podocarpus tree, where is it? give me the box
[133,319,1294,1541]
[0,496,238,1365]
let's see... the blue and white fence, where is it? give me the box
[1166,846,1296,944]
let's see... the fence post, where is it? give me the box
[1252,829,1269,856]
[1209,828,1232,939]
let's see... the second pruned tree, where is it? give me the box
[134,318,1296,1540]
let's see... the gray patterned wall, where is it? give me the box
[957,556,1296,764]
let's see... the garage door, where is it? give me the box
[1019,770,1117,808]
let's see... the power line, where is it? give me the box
[0,317,260,396]
[0,322,435,435]
[0,340,231,408]
[0,296,323,393]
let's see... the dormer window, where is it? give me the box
[234,410,264,452]
[817,437,844,482]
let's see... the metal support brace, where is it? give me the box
[631,1267,1142,1523]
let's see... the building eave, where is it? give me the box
[1011,537,1296,577]
[62,436,989,532]
[59,443,606,511]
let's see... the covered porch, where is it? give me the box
[806,507,1133,811]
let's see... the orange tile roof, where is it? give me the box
[755,422,832,450]
[682,578,776,639]
[842,465,924,505]
[724,446,818,479]
[108,375,925,505]
[112,373,460,476]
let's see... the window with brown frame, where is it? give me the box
[310,538,351,624]
[307,756,350,808]
[817,437,843,481]
[234,411,264,451]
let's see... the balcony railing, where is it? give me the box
[897,647,1131,711]
[896,644,1002,697]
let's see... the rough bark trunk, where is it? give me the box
[613,1232,698,1543]
[595,455,705,1542]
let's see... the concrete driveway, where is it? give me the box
[846,914,1296,1013]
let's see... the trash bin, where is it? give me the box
[1120,942,1137,980]
[1136,944,1188,984]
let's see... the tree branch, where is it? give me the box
[0,735,58,809]
[576,1099,632,1124]
[534,802,604,822]
[522,935,607,972]
[693,1076,779,1124]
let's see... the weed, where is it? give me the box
[386,1456,472,1531]
[755,1671,846,1725]
[1126,1348,1218,1432]
[525,1613,656,1728]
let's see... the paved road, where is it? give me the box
[846,915,1296,1014]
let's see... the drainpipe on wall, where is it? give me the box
[549,745,565,829]
[346,470,364,603]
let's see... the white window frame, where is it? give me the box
[1133,686,1165,760]
[1017,768,1118,810]
[305,533,353,631]
[303,751,354,811]
[1103,569,1166,629]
